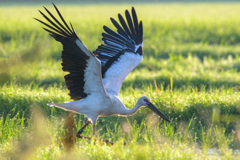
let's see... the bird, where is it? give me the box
[35,3,171,144]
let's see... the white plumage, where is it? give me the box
[36,3,170,143]
[103,52,142,96]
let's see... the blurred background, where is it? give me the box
[0,0,240,159]
[1,0,240,5]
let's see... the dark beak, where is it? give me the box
[147,103,171,123]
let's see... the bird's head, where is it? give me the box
[138,96,171,123]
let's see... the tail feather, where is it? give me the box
[47,103,56,107]
[47,102,73,112]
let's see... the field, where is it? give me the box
[1,3,240,159]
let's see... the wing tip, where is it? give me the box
[131,6,136,14]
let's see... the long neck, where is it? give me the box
[122,102,142,116]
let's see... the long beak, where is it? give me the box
[147,103,171,123]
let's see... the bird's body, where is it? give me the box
[36,4,170,143]
[49,94,152,124]
[49,95,119,122]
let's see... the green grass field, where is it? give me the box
[1,3,240,159]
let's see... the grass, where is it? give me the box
[0,3,240,159]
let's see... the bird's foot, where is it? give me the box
[98,139,113,145]
[76,133,113,145]
[75,132,91,140]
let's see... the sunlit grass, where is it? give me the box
[0,84,240,159]
[0,3,240,159]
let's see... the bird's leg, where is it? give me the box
[76,120,91,140]
[76,121,113,145]
[93,124,96,136]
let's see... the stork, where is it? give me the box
[35,4,170,144]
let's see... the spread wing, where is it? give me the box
[35,4,106,100]
[93,7,143,96]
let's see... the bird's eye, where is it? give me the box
[144,99,149,103]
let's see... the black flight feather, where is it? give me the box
[35,3,89,100]
[93,7,143,78]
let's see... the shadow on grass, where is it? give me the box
[144,46,240,61]
[123,76,240,91]
[3,72,240,92]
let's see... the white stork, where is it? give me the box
[35,3,170,143]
